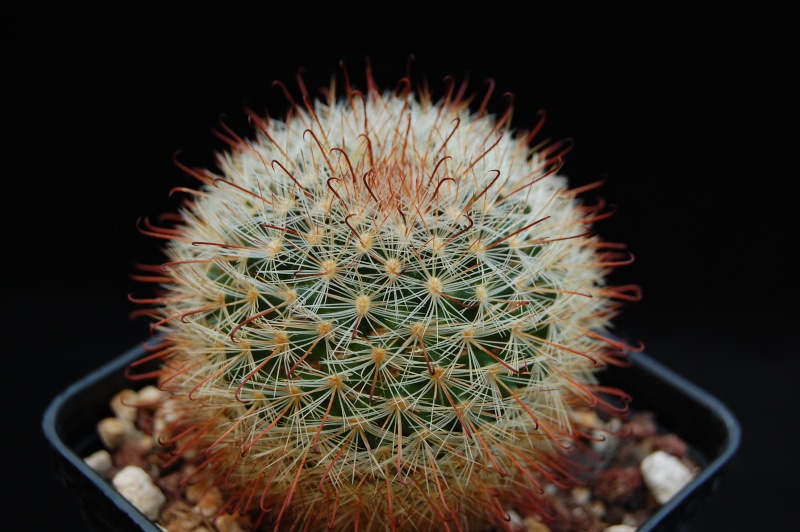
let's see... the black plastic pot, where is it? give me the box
[43,342,740,532]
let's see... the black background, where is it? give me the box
[9,11,797,531]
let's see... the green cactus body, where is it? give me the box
[135,69,639,531]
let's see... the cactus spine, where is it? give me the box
[132,66,640,531]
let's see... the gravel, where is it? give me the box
[86,387,700,531]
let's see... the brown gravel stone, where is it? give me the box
[613,438,648,467]
[625,411,658,438]
[137,404,158,435]
[590,467,644,505]
[214,514,247,532]
[522,515,551,531]
[156,471,185,503]
[196,486,224,518]
[161,500,204,532]
[113,441,151,471]
[652,433,689,458]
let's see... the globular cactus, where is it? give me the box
[130,63,641,531]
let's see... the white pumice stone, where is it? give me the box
[137,384,167,406]
[112,465,166,520]
[110,388,140,420]
[83,449,113,477]
[97,416,138,449]
[640,449,695,505]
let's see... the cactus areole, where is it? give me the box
[131,64,642,531]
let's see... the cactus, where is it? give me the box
[130,64,641,531]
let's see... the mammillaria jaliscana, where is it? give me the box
[129,62,641,531]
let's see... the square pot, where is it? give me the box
[43,342,740,531]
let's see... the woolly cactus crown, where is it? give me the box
[133,64,640,531]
